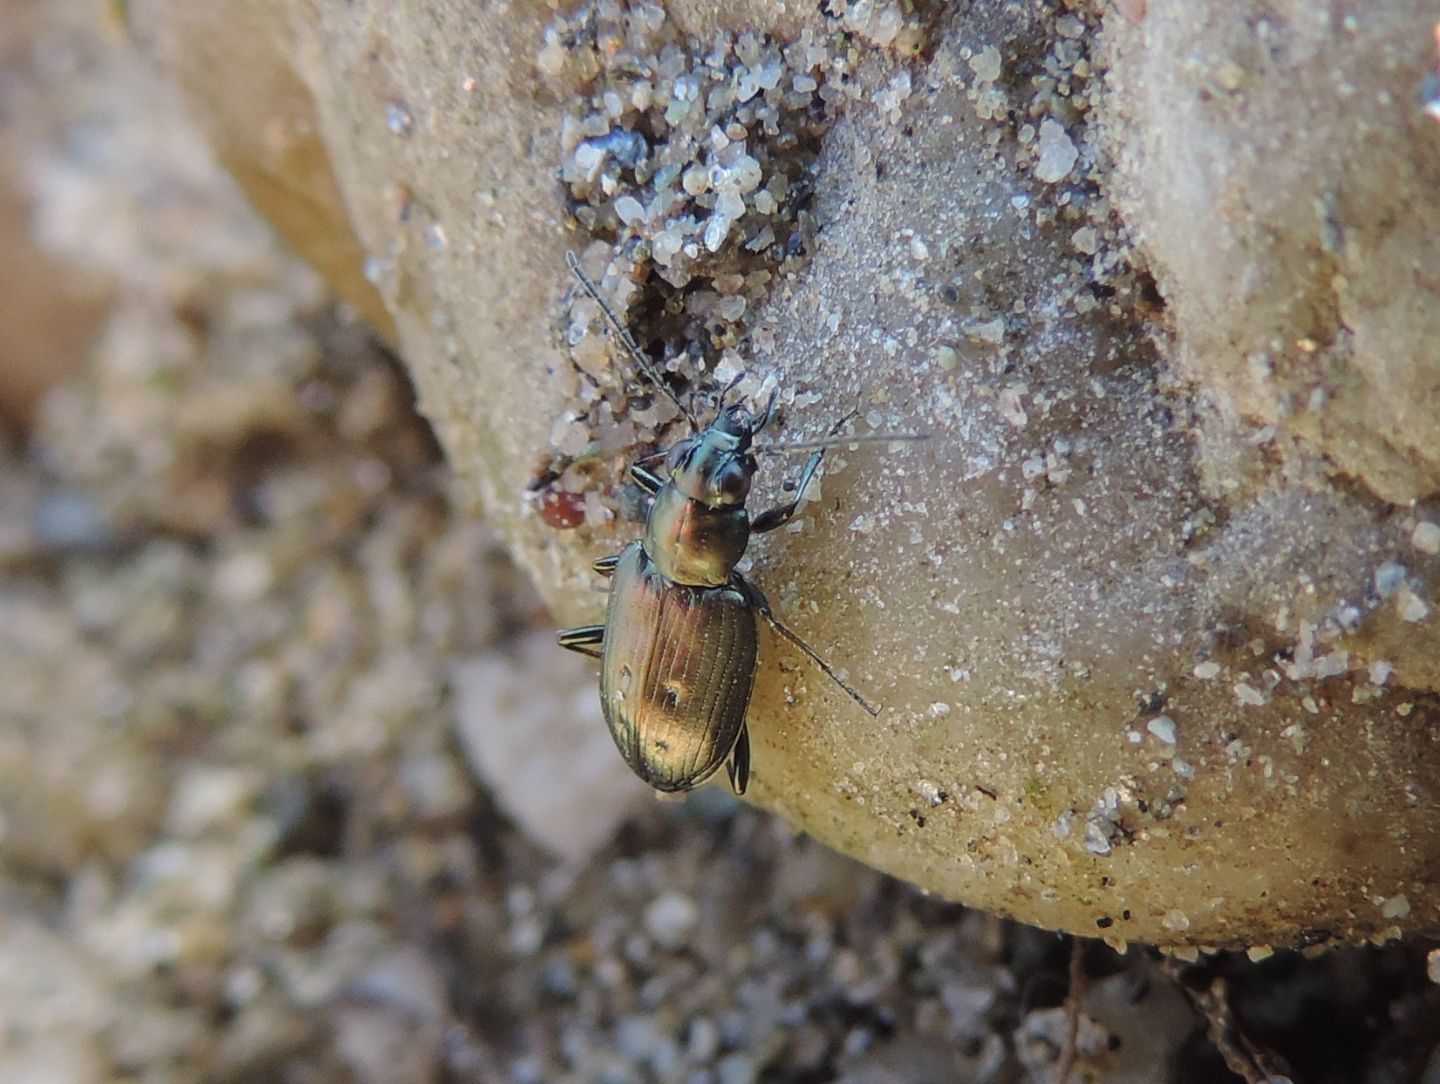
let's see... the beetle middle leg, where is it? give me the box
[738,578,879,716]
[558,624,605,658]
[559,554,624,653]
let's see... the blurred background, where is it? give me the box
[1,3,1437,1082]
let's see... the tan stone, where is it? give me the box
[130,0,1440,950]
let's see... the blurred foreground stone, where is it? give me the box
[452,631,654,862]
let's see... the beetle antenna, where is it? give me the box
[751,386,781,433]
[712,371,746,419]
[756,432,929,453]
[566,251,697,429]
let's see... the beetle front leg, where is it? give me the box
[751,386,781,433]
[752,408,861,533]
[628,463,663,495]
[557,624,605,658]
[751,448,824,533]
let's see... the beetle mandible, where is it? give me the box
[557,251,888,795]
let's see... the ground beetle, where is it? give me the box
[557,252,906,795]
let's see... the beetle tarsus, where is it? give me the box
[751,387,780,433]
[726,727,750,795]
[557,624,605,658]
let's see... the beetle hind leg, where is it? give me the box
[725,726,750,795]
[557,624,605,658]
[740,580,879,717]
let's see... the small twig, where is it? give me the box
[1160,958,1291,1084]
[1055,937,1088,1084]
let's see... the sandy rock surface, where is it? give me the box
[1105,1,1440,505]
[122,0,1440,951]
[5,1,1440,1079]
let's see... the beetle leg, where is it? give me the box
[714,371,747,417]
[628,463,664,495]
[739,579,879,716]
[751,447,824,533]
[557,624,605,658]
[592,554,620,577]
[752,386,781,433]
[752,406,862,532]
[725,725,750,795]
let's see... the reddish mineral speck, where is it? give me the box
[537,487,587,529]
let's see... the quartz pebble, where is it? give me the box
[1412,521,1440,555]
[643,891,700,948]
[1033,118,1078,183]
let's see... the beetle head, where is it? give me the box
[668,405,758,507]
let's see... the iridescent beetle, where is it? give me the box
[557,252,913,794]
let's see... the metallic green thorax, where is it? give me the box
[644,485,749,587]
[642,408,754,587]
[646,410,758,586]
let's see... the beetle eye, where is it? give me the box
[715,461,750,503]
